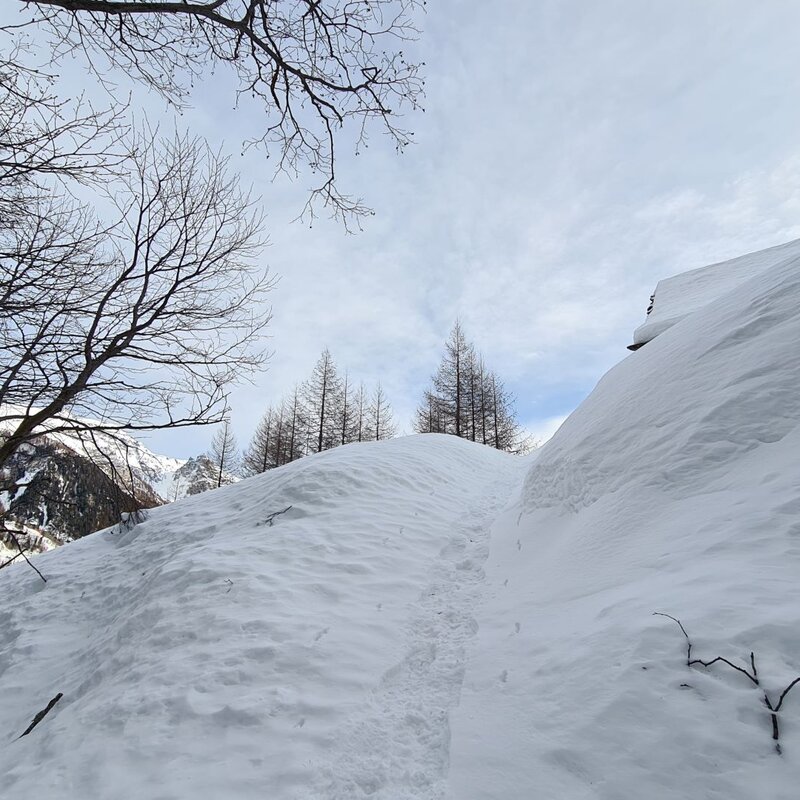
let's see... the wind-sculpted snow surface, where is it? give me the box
[0,435,523,800]
[448,254,800,799]
[632,236,800,346]
[3,248,800,799]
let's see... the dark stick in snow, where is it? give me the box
[654,612,800,753]
[258,506,293,527]
[18,693,63,738]
[0,529,47,582]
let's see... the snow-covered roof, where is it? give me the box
[631,236,800,347]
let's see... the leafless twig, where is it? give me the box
[258,505,292,527]
[655,612,800,753]
[18,692,63,737]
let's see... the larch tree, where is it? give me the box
[243,361,399,474]
[368,382,397,441]
[424,320,474,437]
[352,382,369,443]
[414,322,531,453]
[242,408,274,475]
[337,371,355,446]
[209,419,239,487]
[283,386,307,464]
[303,348,342,453]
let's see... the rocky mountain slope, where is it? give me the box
[0,420,233,553]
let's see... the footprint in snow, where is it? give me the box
[314,627,329,642]
[516,539,522,551]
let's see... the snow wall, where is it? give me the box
[450,244,800,799]
[631,236,800,347]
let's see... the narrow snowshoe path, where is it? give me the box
[0,435,527,800]
[308,458,525,800]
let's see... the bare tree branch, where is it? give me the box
[1,125,273,470]
[655,612,800,754]
[16,0,426,225]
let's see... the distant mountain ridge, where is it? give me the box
[0,412,236,555]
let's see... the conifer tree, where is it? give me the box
[272,404,286,467]
[353,382,369,442]
[431,320,473,437]
[243,408,274,475]
[368,382,398,441]
[338,371,354,446]
[303,348,342,453]
[284,385,307,463]
[209,419,239,487]
[415,322,529,452]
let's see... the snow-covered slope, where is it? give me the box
[450,249,800,798]
[1,243,800,799]
[0,436,522,800]
[631,236,800,346]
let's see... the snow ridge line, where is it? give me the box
[310,464,519,800]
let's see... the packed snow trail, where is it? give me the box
[0,435,526,800]
[308,461,522,800]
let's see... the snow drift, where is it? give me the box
[450,246,800,799]
[0,435,522,799]
[2,242,800,799]
[631,235,800,347]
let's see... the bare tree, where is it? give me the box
[209,418,239,487]
[367,381,396,441]
[0,131,273,470]
[303,348,341,453]
[414,322,531,453]
[16,0,425,225]
[284,384,306,463]
[0,31,277,574]
[0,46,128,213]
[242,407,273,475]
[415,320,471,437]
[353,381,368,443]
[337,371,355,446]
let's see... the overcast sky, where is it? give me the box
[11,1,800,458]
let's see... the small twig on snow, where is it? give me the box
[654,612,800,753]
[18,693,63,738]
[257,505,292,527]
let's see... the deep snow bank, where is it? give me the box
[3,247,800,800]
[0,435,521,800]
[632,236,800,346]
[449,252,800,798]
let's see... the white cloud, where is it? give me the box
[8,2,800,457]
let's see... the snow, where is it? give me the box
[2,242,800,798]
[631,235,800,346]
[0,436,522,799]
[450,247,800,799]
